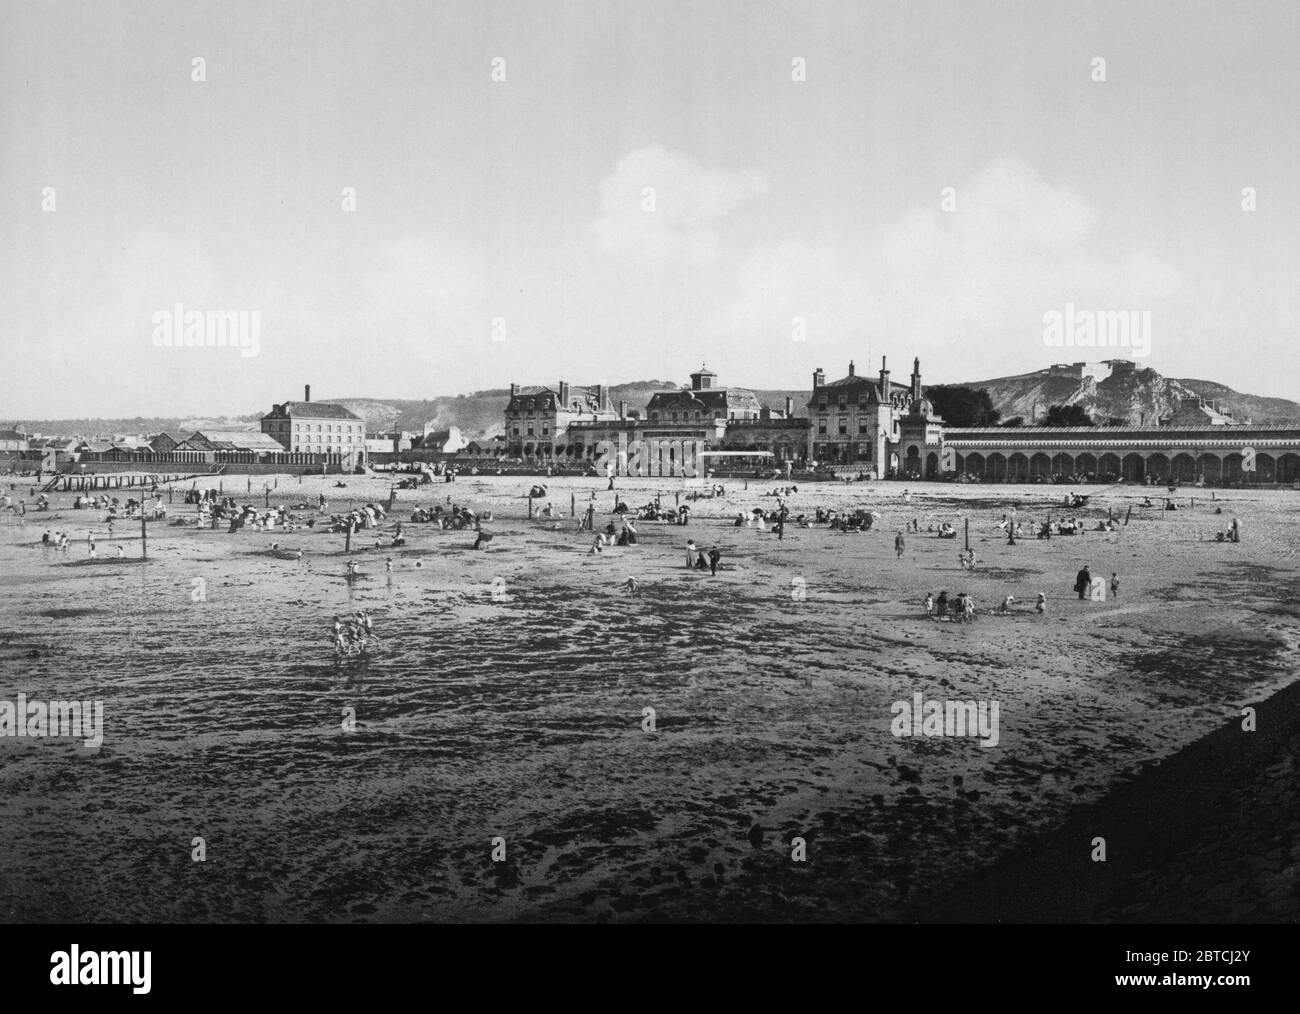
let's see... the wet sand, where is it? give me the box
[1,473,1297,922]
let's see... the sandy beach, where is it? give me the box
[1,472,1297,922]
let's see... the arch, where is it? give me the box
[1051,452,1073,476]
[1146,453,1170,482]
[1196,453,1221,484]
[1099,452,1121,478]
[1255,452,1276,483]
[1277,452,1300,483]
[1029,452,1052,479]
[1008,452,1029,482]
[1122,453,1145,481]
[904,444,922,479]
[1171,453,1197,483]
[1222,452,1244,484]
[988,452,1008,481]
[1076,452,1097,477]
[964,452,984,477]
[926,451,938,479]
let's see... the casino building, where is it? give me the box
[502,358,1300,483]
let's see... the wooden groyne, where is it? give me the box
[45,470,224,493]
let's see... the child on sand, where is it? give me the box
[1111,572,1119,597]
[1035,592,1046,614]
[924,593,934,617]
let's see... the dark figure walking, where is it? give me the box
[1075,565,1092,600]
[708,546,721,575]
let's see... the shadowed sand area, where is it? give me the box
[0,473,1297,922]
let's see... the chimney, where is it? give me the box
[912,356,922,400]
[879,356,890,396]
[813,368,825,389]
[558,380,570,408]
[848,359,855,377]
[785,396,794,417]
[304,384,311,403]
[595,384,608,410]
[619,400,628,420]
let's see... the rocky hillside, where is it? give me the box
[952,367,1300,426]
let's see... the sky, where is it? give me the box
[2,0,1297,418]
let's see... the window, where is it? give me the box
[838,421,848,435]
[316,424,321,432]
[671,412,679,422]
[838,395,848,407]
[859,420,871,434]
[542,426,550,436]
[526,425,534,435]
[818,399,827,410]
[818,420,827,435]
[650,412,659,421]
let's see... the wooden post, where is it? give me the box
[614,493,620,510]
[571,492,575,517]
[345,523,352,553]
[140,507,147,559]
[528,496,534,519]
[964,518,969,552]
[264,486,270,508]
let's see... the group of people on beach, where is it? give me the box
[331,611,375,656]
[685,539,723,574]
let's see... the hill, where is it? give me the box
[948,367,1300,426]
[6,368,1296,438]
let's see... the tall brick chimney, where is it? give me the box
[813,368,825,389]
[879,356,890,397]
[510,382,519,396]
[848,359,855,377]
[785,396,794,417]
[304,384,311,403]
[619,400,628,420]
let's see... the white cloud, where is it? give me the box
[593,146,768,265]
[708,242,876,344]
[709,158,1182,356]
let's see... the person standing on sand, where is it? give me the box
[1075,565,1092,600]
[88,539,96,559]
[686,539,698,567]
[1111,572,1119,598]
[708,546,721,575]
[895,530,905,559]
